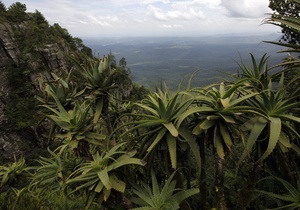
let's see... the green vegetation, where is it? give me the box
[130,171,199,209]
[0,1,93,131]
[4,60,38,130]
[0,0,300,209]
[269,0,300,44]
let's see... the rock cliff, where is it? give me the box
[0,23,20,65]
[0,21,80,163]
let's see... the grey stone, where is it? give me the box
[0,22,72,162]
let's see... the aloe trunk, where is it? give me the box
[102,98,112,135]
[199,137,208,209]
[236,160,263,209]
[215,154,227,210]
[270,148,295,183]
[76,140,92,160]
[102,97,115,145]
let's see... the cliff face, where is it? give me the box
[0,23,20,65]
[0,23,19,135]
[0,21,73,163]
[37,43,68,70]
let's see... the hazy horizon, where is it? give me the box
[83,34,285,89]
[80,31,282,39]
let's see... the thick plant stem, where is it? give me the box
[103,98,113,135]
[274,149,294,183]
[236,160,263,210]
[199,138,207,209]
[76,139,92,160]
[102,97,116,146]
[215,154,227,210]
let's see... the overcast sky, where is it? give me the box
[2,0,280,37]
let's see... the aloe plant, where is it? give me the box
[181,83,258,159]
[73,55,117,92]
[117,86,200,171]
[29,148,67,193]
[36,70,85,144]
[256,176,300,209]
[66,143,145,207]
[42,85,106,156]
[43,96,91,134]
[240,75,300,162]
[130,170,199,210]
[236,73,300,209]
[234,53,270,91]
[176,81,259,209]
[36,69,85,109]
[72,55,118,136]
[0,157,28,189]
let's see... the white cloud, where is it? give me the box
[141,0,170,4]
[147,5,168,21]
[147,2,206,21]
[98,15,119,22]
[134,18,147,23]
[87,15,112,27]
[167,8,205,20]
[79,20,89,25]
[221,0,271,18]
[172,0,221,9]
[159,24,183,29]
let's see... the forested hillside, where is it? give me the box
[85,35,285,89]
[0,1,300,210]
[0,1,92,163]
[0,1,147,163]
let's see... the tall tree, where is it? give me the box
[0,1,6,14]
[269,0,300,44]
[6,2,28,22]
[32,10,48,26]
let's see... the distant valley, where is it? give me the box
[84,34,286,90]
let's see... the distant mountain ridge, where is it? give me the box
[84,34,285,89]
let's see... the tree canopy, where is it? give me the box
[269,0,300,44]
[6,2,28,22]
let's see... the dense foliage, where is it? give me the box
[0,0,300,209]
[1,1,93,131]
[269,0,300,44]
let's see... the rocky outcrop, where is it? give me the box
[0,133,28,162]
[36,43,68,70]
[0,23,20,65]
[0,66,9,127]
[0,24,14,130]
[0,22,72,163]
